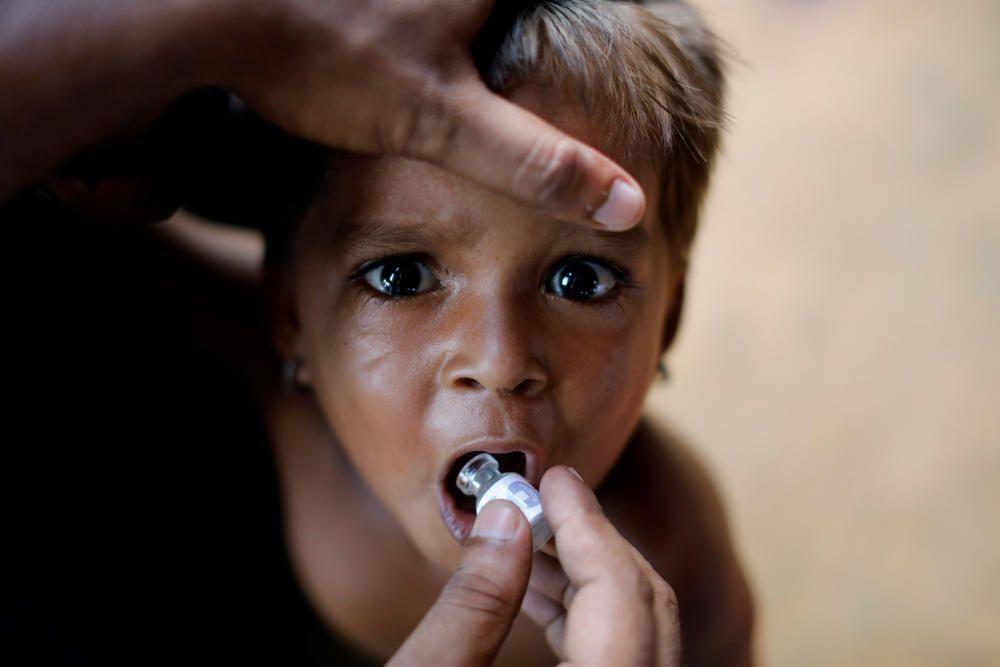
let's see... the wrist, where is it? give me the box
[158,0,245,94]
[182,0,297,95]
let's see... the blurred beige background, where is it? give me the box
[644,0,1000,664]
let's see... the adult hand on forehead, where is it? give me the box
[389,467,681,666]
[220,0,646,230]
[2,0,644,228]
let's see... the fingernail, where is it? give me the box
[592,179,644,230]
[567,467,584,482]
[472,501,519,542]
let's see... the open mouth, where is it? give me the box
[438,450,528,543]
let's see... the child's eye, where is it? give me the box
[360,256,439,297]
[546,257,622,302]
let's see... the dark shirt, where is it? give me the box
[0,194,377,665]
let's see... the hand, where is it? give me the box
[523,467,682,665]
[389,467,681,666]
[219,0,645,230]
[387,499,533,667]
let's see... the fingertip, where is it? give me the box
[541,465,588,491]
[524,137,646,232]
[465,501,534,567]
[591,177,646,231]
[441,88,646,230]
[471,499,526,543]
[540,466,603,525]
[457,502,534,610]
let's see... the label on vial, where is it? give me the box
[476,474,544,524]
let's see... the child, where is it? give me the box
[258,1,754,664]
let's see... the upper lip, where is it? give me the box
[439,439,544,491]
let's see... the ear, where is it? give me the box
[660,275,687,356]
[262,259,304,363]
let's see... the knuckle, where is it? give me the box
[659,580,680,619]
[615,564,657,610]
[634,572,658,610]
[560,582,576,609]
[439,566,517,621]
[377,81,461,161]
[560,504,612,544]
[517,137,588,210]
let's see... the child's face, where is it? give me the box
[280,87,680,570]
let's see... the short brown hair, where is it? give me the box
[481,0,728,266]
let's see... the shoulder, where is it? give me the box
[598,417,757,667]
[141,214,282,405]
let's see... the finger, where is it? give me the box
[523,550,581,660]
[388,500,532,667]
[540,467,641,589]
[650,578,682,666]
[521,588,568,660]
[520,586,562,627]
[539,538,558,558]
[415,78,646,231]
[539,466,666,666]
[527,551,571,605]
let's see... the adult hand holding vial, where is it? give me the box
[389,466,682,666]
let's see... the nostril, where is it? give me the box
[455,376,543,396]
[454,377,484,390]
[502,377,544,398]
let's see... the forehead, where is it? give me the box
[305,157,657,266]
[302,84,662,251]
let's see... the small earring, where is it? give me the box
[657,360,670,383]
[281,356,312,393]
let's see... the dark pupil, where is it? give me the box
[557,262,599,299]
[380,261,421,295]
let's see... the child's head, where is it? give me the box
[264,0,726,569]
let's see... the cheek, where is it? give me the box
[550,298,668,473]
[556,316,657,429]
[300,294,438,497]
[294,263,669,505]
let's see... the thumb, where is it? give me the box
[388,501,533,667]
[415,78,646,231]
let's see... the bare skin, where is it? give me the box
[137,215,757,664]
[136,81,755,664]
[246,82,755,664]
[142,204,756,666]
[3,1,748,659]
[262,367,754,666]
[0,0,644,230]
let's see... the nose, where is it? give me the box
[442,293,549,399]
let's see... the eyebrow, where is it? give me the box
[331,217,650,257]
[588,224,650,256]
[331,219,467,256]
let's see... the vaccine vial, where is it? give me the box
[456,453,553,551]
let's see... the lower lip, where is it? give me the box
[437,484,476,544]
